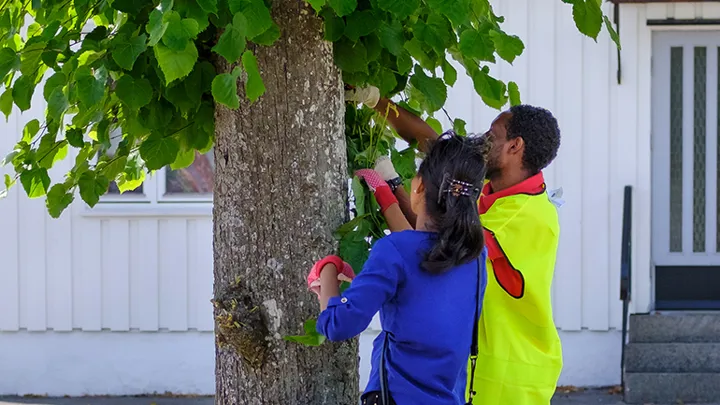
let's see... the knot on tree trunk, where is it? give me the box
[213,281,270,369]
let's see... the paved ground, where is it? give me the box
[0,389,717,405]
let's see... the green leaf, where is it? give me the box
[147,9,168,46]
[442,59,456,86]
[351,176,365,215]
[43,72,66,101]
[78,170,109,207]
[36,137,68,170]
[453,118,467,136]
[426,117,442,134]
[116,75,153,109]
[414,13,453,55]
[604,15,621,50]
[100,155,128,180]
[321,8,345,42]
[162,11,200,51]
[404,38,435,70]
[471,68,507,110]
[140,133,181,170]
[307,0,326,13]
[22,119,40,143]
[344,10,380,42]
[212,73,239,109]
[251,22,281,46]
[170,148,195,170]
[459,28,495,62]
[378,20,405,56]
[19,41,45,76]
[154,42,199,83]
[46,183,74,218]
[373,66,397,96]
[339,233,370,274]
[489,30,524,64]
[508,81,521,106]
[328,0,357,17]
[409,67,446,113]
[111,34,148,70]
[284,319,326,347]
[334,213,370,239]
[333,38,368,74]
[112,0,153,13]
[66,127,85,148]
[426,0,470,26]
[12,75,34,112]
[212,13,248,63]
[20,168,51,198]
[0,89,12,120]
[229,0,273,38]
[391,147,417,179]
[570,0,603,40]
[197,0,218,14]
[0,48,18,82]
[47,87,69,121]
[377,0,419,20]
[242,51,265,103]
[76,69,105,107]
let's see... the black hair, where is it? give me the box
[506,105,561,174]
[418,132,487,274]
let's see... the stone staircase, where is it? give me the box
[624,313,720,404]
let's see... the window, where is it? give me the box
[103,150,214,204]
[97,128,214,209]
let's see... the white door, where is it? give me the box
[651,31,720,309]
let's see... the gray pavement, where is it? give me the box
[0,389,717,405]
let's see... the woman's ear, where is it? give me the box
[415,177,425,194]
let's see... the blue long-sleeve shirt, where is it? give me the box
[317,230,488,405]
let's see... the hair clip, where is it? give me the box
[438,174,480,204]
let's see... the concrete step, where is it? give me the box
[629,313,720,343]
[625,343,720,372]
[624,372,720,404]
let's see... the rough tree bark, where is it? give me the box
[212,1,358,404]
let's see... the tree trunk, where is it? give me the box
[212,1,358,404]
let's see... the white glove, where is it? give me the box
[548,187,565,208]
[345,86,380,109]
[374,156,399,181]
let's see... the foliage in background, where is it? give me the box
[0,0,617,341]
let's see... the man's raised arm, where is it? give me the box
[345,87,439,153]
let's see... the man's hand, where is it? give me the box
[345,86,380,109]
[374,156,399,182]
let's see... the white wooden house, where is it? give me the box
[2,0,720,396]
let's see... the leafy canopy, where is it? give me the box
[0,0,616,339]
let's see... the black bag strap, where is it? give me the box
[465,258,482,405]
[379,258,483,405]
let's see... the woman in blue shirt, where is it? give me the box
[307,134,489,405]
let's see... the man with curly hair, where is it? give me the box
[346,87,563,405]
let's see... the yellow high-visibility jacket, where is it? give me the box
[469,172,563,405]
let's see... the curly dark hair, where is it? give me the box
[506,105,561,174]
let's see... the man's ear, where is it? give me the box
[508,136,525,155]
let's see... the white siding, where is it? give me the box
[0,103,215,333]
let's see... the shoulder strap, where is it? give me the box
[465,258,482,404]
[379,332,390,405]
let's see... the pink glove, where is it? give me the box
[307,255,356,297]
[355,169,398,213]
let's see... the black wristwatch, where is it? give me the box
[386,177,403,193]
